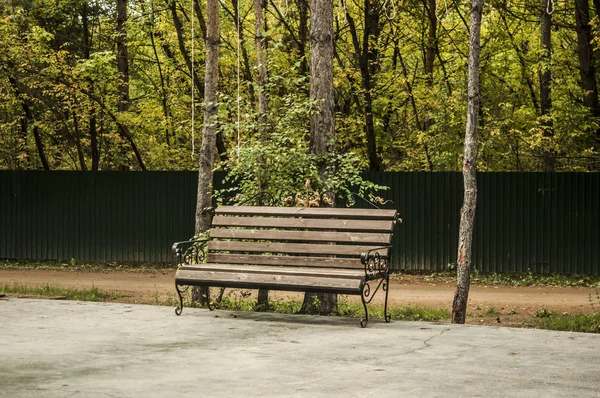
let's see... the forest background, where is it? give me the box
[2,0,600,174]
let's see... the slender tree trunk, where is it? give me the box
[345,0,381,171]
[193,0,220,307]
[17,111,30,168]
[539,0,554,171]
[82,2,99,169]
[8,77,50,170]
[501,15,539,114]
[73,112,87,170]
[297,0,309,75]
[117,0,130,112]
[230,0,256,104]
[301,0,337,315]
[149,19,172,146]
[169,0,204,97]
[193,0,207,40]
[90,112,99,170]
[452,0,483,324]
[195,0,220,234]
[255,0,269,308]
[574,0,600,146]
[256,0,268,127]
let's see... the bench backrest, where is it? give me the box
[206,206,397,269]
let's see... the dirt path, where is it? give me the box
[2,269,598,327]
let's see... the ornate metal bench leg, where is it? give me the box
[383,276,391,323]
[360,283,370,328]
[175,284,185,316]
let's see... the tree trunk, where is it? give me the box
[195,0,219,235]
[73,112,87,170]
[452,0,483,324]
[301,0,337,315]
[169,0,204,98]
[117,0,129,112]
[345,0,381,171]
[8,77,50,170]
[193,0,220,307]
[256,0,268,127]
[255,0,269,308]
[423,0,437,130]
[297,0,309,75]
[230,0,256,104]
[90,113,99,170]
[574,0,600,145]
[539,0,554,171]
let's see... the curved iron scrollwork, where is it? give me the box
[172,239,209,266]
[175,284,190,316]
[173,239,209,315]
[359,245,393,327]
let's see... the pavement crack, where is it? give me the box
[406,328,450,355]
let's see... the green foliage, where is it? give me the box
[534,312,600,334]
[1,283,120,301]
[1,0,599,171]
[215,77,387,206]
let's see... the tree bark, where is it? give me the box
[229,0,256,104]
[169,0,204,98]
[574,0,600,144]
[117,0,130,112]
[73,112,87,170]
[297,0,309,75]
[452,0,483,324]
[301,0,337,315]
[8,77,50,170]
[193,0,220,307]
[90,112,99,170]
[255,0,268,127]
[539,0,555,171]
[345,0,381,171]
[195,0,219,234]
[255,0,269,308]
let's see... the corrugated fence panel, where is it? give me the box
[0,171,598,274]
[0,171,198,263]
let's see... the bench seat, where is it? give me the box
[173,205,398,327]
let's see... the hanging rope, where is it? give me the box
[337,0,348,21]
[435,0,448,22]
[191,0,195,159]
[382,0,396,20]
[546,0,555,15]
[279,0,289,17]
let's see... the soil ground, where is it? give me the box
[1,269,598,327]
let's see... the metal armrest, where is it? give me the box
[360,245,392,279]
[172,239,210,265]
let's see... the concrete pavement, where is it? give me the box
[1,298,599,397]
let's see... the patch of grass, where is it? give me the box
[1,283,121,302]
[0,259,176,273]
[399,270,600,288]
[470,271,600,288]
[485,307,499,316]
[533,308,554,318]
[188,291,450,322]
[534,312,600,334]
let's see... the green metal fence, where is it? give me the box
[1,171,598,274]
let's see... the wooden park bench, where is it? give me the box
[172,206,398,327]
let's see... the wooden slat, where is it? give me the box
[175,268,363,294]
[208,241,389,257]
[209,228,391,245]
[206,253,363,269]
[216,206,397,220]
[212,215,395,232]
[179,264,364,279]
